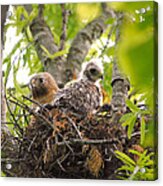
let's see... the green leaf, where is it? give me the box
[51,29,60,45]
[137,150,148,165]
[28,6,38,22]
[105,46,115,57]
[127,114,137,139]
[115,150,136,166]
[117,165,134,172]
[126,99,140,113]
[140,110,151,115]
[104,17,115,25]
[140,116,146,145]
[120,112,134,123]
[40,45,67,59]
[26,26,33,42]
[145,160,154,166]
[121,112,137,134]
[129,149,142,157]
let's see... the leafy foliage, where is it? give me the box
[116,1,157,111]
[120,99,152,144]
[2,1,157,180]
[115,149,156,180]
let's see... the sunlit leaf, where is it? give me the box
[115,150,136,166]
[126,99,140,113]
[41,45,67,59]
[120,112,134,123]
[127,114,137,139]
[26,26,33,42]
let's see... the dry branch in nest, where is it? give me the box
[1,96,141,179]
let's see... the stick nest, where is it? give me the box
[2,104,140,179]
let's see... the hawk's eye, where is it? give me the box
[90,68,98,75]
[39,78,44,83]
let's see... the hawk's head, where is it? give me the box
[29,72,58,100]
[81,60,103,82]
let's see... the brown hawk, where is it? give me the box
[29,72,59,107]
[28,72,59,129]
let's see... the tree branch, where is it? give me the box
[1,5,9,45]
[23,5,116,87]
[59,4,69,51]
[1,5,11,135]
[57,138,120,146]
[111,12,130,115]
[24,5,67,88]
[64,10,114,83]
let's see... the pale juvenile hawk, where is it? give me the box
[51,60,104,119]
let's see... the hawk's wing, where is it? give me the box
[53,79,102,118]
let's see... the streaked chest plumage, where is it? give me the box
[53,79,102,118]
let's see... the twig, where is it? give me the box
[99,23,117,58]
[100,2,117,57]
[8,98,53,129]
[60,151,70,163]
[28,134,38,152]
[120,131,140,140]
[38,4,44,17]
[57,138,119,146]
[101,3,117,18]
[1,122,17,125]
[99,8,122,58]
[11,94,53,121]
[115,12,124,45]
[1,158,25,163]
[5,94,23,135]
[66,117,83,140]
[57,133,74,153]
[57,159,66,172]
[59,4,69,51]
[22,95,50,113]
[22,109,29,125]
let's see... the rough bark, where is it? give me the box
[24,5,114,87]
[111,13,130,116]
[111,61,129,114]
[1,5,9,134]
[27,5,66,88]
[1,5,9,44]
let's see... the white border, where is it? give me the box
[1,0,162,186]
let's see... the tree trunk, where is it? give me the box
[111,12,130,117]
[1,5,9,134]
